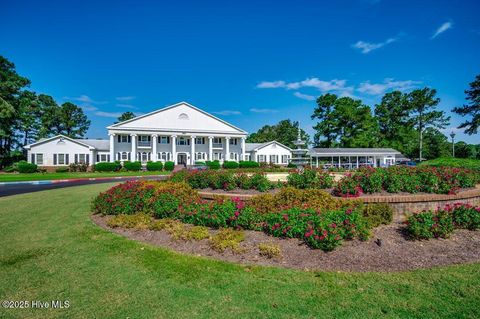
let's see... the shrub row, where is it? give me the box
[92,181,393,251]
[287,169,334,189]
[405,203,480,240]
[332,166,480,197]
[170,170,276,192]
[93,161,175,172]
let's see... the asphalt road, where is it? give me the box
[0,175,169,197]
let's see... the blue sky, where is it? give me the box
[1,0,479,143]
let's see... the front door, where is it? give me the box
[178,153,187,166]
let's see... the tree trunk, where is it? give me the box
[419,128,423,162]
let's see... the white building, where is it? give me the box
[25,102,293,168]
[309,148,402,168]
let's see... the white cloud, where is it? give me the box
[358,78,421,95]
[94,111,123,118]
[293,92,315,101]
[116,104,137,109]
[431,21,453,39]
[250,108,278,113]
[212,110,241,115]
[257,77,354,96]
[81,104,98,111]
[116,96,136,101]
[352,37,397,54]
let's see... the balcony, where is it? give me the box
[137,141,151,148]
[212,143,223,149]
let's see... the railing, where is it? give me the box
[212,143,223,148]
[137,141,151,147]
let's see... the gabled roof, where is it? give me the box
[107,101,247,134]
[76,139,110,151]
[24,135,96,150]
[246,141,292,152]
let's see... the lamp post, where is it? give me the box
[450,131,456,158]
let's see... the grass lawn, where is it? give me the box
[0,171,170,182]
[1,184,479,318]
[420,157,480,170]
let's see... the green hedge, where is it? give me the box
[124,161,142,171]
[55,166,69,173]
[206,160,221,170]
[223,161,239,169]
[94,162,120,172]
[164,161,175,171]
[17,161,37,173]
[239,161,259,168]
[146,161,163,171]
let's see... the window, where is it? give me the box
[213,152,223,160]
[213,137,222,144]
[258,155,266,163]
[97,154,108,162]
[159,152,171,161]
[139,135,149,142]
[121,152,128,160]
[195,152,206,161]
[282,155,290,164]
[245,154,251,161]
[229,138,238,145]
[58,154,66,165]
[78,154,86,164]
[195,137,205,145]
[36,153,43,165]
[160,136,170,144]
[177,137,190,146]
[230,152,238,161]
[141,152,149,162]
[118,135,130,143]
[270,155,278,164]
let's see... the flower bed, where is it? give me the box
[405,203,480,240]
[286,168,334,189]
[92,181,393,251]
[332,166,480,197]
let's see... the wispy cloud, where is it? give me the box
[116,96,136,101]
[116,103,137,109]
[66,95,107,105]
[81,105,98,111]
[358,78,421,95]
[431,21,453,39]
[94,111,123,118]
[212,110,241,116]
[293,92,316,101]
[250,108,278,113]
[352,37,397,54]
[257,77,354,96]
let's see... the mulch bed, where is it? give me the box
[91,214,480,272]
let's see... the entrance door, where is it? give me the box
[178,153,187,166]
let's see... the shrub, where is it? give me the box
[249,173,272,192]
[223,161,239,169]
[146,161,163,171]
[69,163,88,172]
[405,210,454,239]
[287,169,334,189]
[363,203,393,228]
[445,203,480,230]
[188,226,210,240]
[107,213,152,230]
[17,160,37,173]
[55,166,69,173]
[239,161,260,168]
[123,161,141,171]
[209,228,245,253]
[258,242,281,258]
[332,175,362,197]
[94,162,120,172]
[206,160,221,170]
[164,161,175,171]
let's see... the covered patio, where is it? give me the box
[308,148,401,169]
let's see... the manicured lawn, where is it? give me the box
[420,157,480,170]
[0,171,170,182]
[1,184,479,318]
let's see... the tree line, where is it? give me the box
[0,56,90,167]
[248,75,480,160]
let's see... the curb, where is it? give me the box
[0,175,169,186]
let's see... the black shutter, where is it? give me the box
[86,154,90,165]
[117,135,121,143]
[148,136,151,141]
[128,135,131,143]
[65,154,69,165]
[167,136,170,144]
[107,155,110,162]
[75,154,78,164]
[96,154,100,162]
[54,154,57,165]
[117,152,120,160]
[128,152,131,161]
[31,153,35,164]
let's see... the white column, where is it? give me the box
[131,134,137,161]
[356,156,359,168]
[208,136,213,161]
[225,137,230,161]
[171,135,177,164]
[109,133,115,162]
[152,134,158,162]
[90,149,95,166]
[190,135,196,165]
[241,137,246,161]
[316,156,319,168]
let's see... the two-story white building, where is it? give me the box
[25,101,293,168]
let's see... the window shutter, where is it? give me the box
[117,152,120,160]
[128,152,131,161]
[75,154,78,164]
[148,136,151,142]
[54,154,57,165]
[31,153,35,164]
[128,135,131,143]
[86,154,90,165]
[167,136,170,144]
[96,154,100,162]
[117,135,120,143]
[65,154,69,165]
[148,152,151,161]
[107,155,110,162]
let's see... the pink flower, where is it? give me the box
[304,229,314,237]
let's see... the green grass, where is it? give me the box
[420,157,480,170]
[0,171,170,182]
[1,184,479,318]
